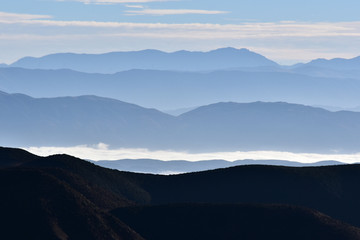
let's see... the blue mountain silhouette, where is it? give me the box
[10,48,278,73]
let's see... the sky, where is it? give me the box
[1,0,360,64]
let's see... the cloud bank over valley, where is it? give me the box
[24,144,360,164]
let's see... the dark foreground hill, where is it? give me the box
[2,147,360,239]
[1,169,143,240]
[113,204,360,240]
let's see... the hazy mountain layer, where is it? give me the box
[93,159,345,174]
[304,56,360,71]
[2,91,360,153]
[9,48,360,79]
[1,67,360,110]
[0,91,175,148]
[10,48,278,73]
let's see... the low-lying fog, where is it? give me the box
[23,143,360,164]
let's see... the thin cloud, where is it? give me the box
[1,16,359,39]
[1,12,360,64]
[126,9,229,15]
[24,145,360,163]
[57,0,172,4]
[0,12,51,22]
[125,4,145,8]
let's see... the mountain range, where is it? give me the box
[2,90,360,153]
[7,48,360,76]
[2,48,360,111]
[0,91,174,148]
[2,147,360,239]
[1,67,360,110]
[92,159,345,174]
[304,56,360,71]
[10,48,278,73]
[3,48,360,239]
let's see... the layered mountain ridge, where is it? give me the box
[2,91,360,152]
[93,158,345,174]
[1,67,360,110]
[10,48,278,73]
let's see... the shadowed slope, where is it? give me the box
[2,147,360,239]
[0,147,152,207]
[113,204,360,240]
[0,146,39,167]
[0,168,144,240]
[122,164,360,227]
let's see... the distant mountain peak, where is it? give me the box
[11,47,278,73]
[211,47,246,52]
[305,55,360,71]
[209,47,257,55]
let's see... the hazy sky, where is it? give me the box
[1,0,360,64]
